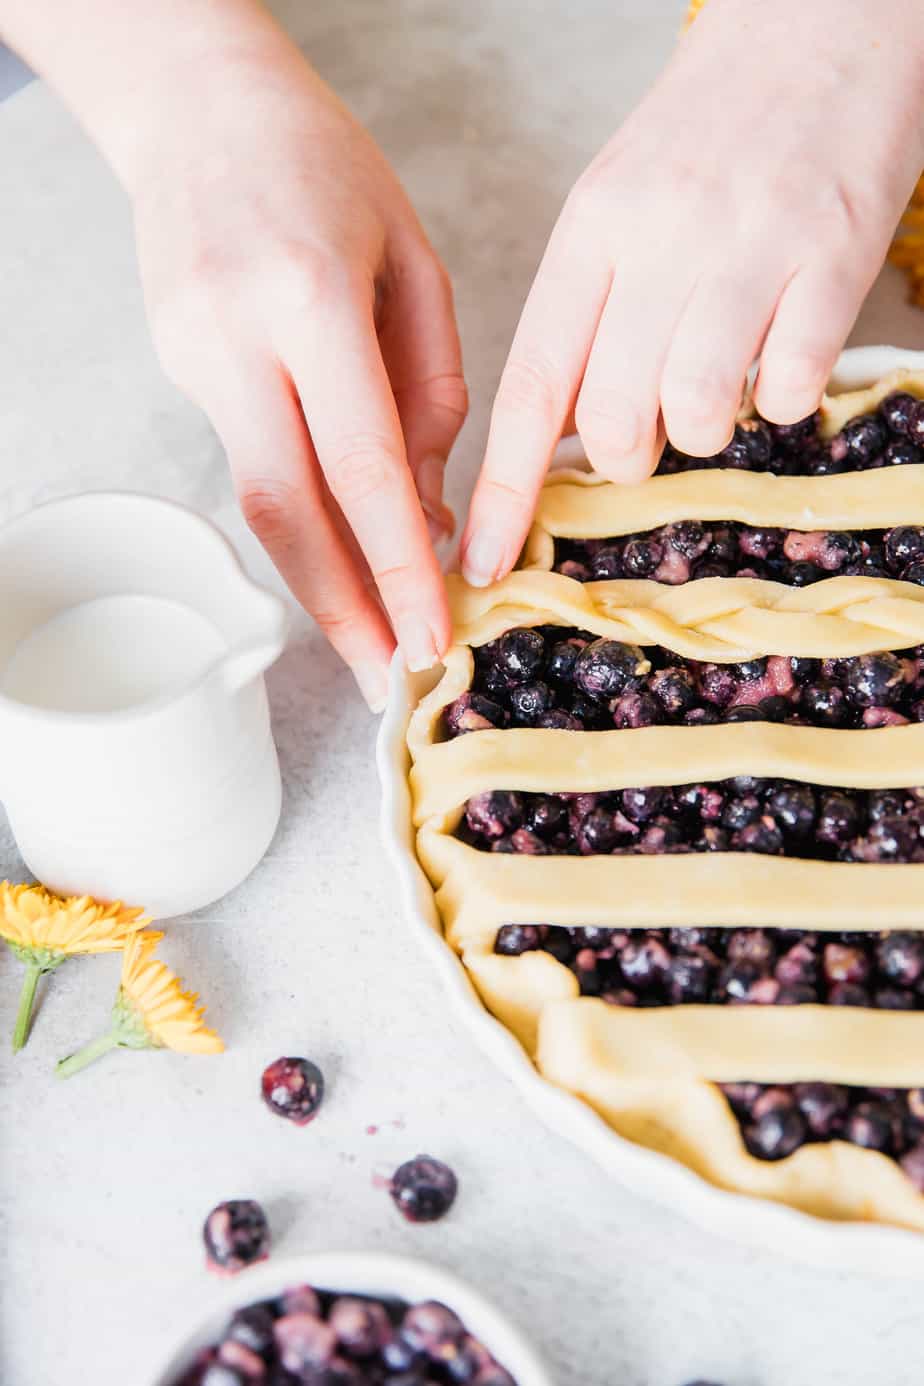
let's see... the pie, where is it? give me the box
[406,368,924,1232]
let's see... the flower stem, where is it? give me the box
[55,1031,120,1078]
[12,962,42,1053]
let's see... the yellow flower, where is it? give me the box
[0,882,151,1052]
[56,932,224,1078]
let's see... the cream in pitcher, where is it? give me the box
[0,493,289,916]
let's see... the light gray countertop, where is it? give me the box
[1,3,924,1382]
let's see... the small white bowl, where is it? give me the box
[146,1250,554,1386]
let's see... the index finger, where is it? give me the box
[277,276,450,671]
[461,217,610,587]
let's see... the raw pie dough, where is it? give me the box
[407,369,924,1233]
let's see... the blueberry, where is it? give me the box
[722,795,761,832]
[465,791,524,840]
[274,1313,338,1374]
[389,1155,458,1223]
[685,706,722,725]
[590,545,623,579]
[494,925,544,956]
[903,559,924,586]
[766,784,816,837]
[743,1102,807,1160]
[874,986,917,1010]
[800,683,847,727]
[790,657,820,684]
[277,1285,321,1317]
[666,521,710,559]
[328,1297,391,1358]
[828,981,871,1006]
[575,639,646,702]
[261,1057,325,1127]
[877,933,924,986]
[621,786,665,823]
[787,561,822,586]
[723,704,764,723]
[509,680,554,723]
[885,526,924,573]
[557,558,591,582]
[808,449,847,476]
[909,399,924,447]
[718,960,775,1004]
[868,790,908,822]
[526,795,568,837]
[445,692,507,735]
[226,1305,276,1357]
[401,1301,465,1354]
[537,709,584,730]
[649,666,698,716]
[816,791,862,848]
[203,1201,270,1276]
[667,951,715,1003]
[775,941,819,989]
[845,1101,896,1153]
[793,1083,848,1139]
[622,536,664,577]
[727,929,775,968]
[841,414,888,466]
[736,659,768,682]
[201,1365,248,1386]
[881,391,918,436]
[620,937,671,992]
[575,807,621,854]
[724,420,772,469]
[495,629,546,684]
[381,1335,424,1372]
[700,665,737,707]
[611,691,663,728]
[884,441,924,467]
[547,637,586,683]
[733,818,784,854]
[739,527,781,561]
[771,413,819,451]
[822,942,870,985]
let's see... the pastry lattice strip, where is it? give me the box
[535,998,924,1232]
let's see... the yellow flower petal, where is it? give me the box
[0,882,150,956]
[119,933,224,1055]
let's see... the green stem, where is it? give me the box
[55,1030,120,1078]
[12,962,42,1053]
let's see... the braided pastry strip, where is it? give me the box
[446,569,924,662]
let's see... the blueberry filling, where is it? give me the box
[461,782,924,862]
[444,628,924,734]
[493,925,924,1010]
[554,522,924,586]
[653,394,924,477]
[721,1082,924,1181]
[174,1286,517,1385]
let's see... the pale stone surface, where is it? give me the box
[0,3,923,1382]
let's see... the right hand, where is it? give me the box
[128,26,466,711]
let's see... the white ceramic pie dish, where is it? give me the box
[378,344,924,1275]
[146,1250,553,1386]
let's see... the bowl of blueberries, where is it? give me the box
[148,1250,554,1386]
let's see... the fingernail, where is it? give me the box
[395,612,439,672]
[462,530,506,588]
[353,660,390,714]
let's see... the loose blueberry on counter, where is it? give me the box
[389,1154,458,1223]
[261,1057,325,1126]
[203,1200,270,1276]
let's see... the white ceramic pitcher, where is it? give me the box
[0,492,289,917]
